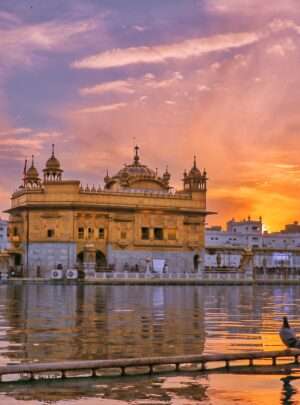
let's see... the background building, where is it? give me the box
[0,218,8,251]
[6,146,212,277]
[206,217,263,249]
[205,218,300,270]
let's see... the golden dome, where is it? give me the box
[45,144,61,170]
[183,155,207,192]
[104,146,169,191]
[116,163,156,179]
[43,144,63,182]
[187,156,201,177]
[26,156,39,179]
[26,166,39,178]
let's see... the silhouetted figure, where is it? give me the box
[280,317,300,348]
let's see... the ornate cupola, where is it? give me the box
[104,145,171,192]
[43,144,63,182]
[23,156,41,189]
[183,156,207,192]
[162,166,171,187]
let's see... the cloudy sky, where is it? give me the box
[1,0,300,230]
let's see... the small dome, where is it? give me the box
[46,155,60,169]
[26,165,39,178]
[182,155,207,192]
[163,166,171,183]
[45,144,61,170]
[188,156,201,177]
[26,156,39,179]
[188,166,201,176]
[43,144,63,182]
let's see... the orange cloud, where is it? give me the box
[3,3,300,232]
[62,17,300,232]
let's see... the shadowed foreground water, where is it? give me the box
[0,283,300,404]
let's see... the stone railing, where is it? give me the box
[12,187,44,198]
[79,187,192,200]
[92,271,300,282]
[95,272,201,279]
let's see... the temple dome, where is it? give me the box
[22,156,41,189]
[104,146,170,192]
[116,163,156,178]
[45,154,60,170]
[26,164,39,179]
[187,156,202,177]
[43,144,63,182]
[182,156,207,192]
[45,144,61,170]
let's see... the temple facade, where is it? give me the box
[6,145,211,277]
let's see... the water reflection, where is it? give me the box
[0,374,209,404]
[1,284,207,363]
[281,377,300,405]
[0,284,300,403]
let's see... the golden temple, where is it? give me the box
[6,145,211,277]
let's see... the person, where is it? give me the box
[280,317,300,348]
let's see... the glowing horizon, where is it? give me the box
[0,1,300,231]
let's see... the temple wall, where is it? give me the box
[23,242,203,276]
[25,242,77,277]
[106,245,202,273]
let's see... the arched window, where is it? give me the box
[78,227,84,239]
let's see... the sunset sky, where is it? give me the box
[1,0,300,230]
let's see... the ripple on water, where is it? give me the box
[0,284,299,403]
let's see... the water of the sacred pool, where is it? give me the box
[0,284,299,404]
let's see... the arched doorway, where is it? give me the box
[193,254,200,272]
[96,250,107,270]
[14,253,22,266]
[77,251,84,265]
[10,253,23,277]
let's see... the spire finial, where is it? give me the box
[193,155,197,169]
[32,155,34,166]
[52,144,55,157]
[134,145,140,164]
[23,159,27,175]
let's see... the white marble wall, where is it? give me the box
[106,245,203,273]
[25,242,77,277]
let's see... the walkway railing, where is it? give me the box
[0,350,299,382]
[93,271,300,282]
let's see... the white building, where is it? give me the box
[262,222,300,249]
[205,218,300,270]
[0,219,8,251]
[206,217,263,249]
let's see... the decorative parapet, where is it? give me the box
[79,185,192,200]
[12,187,44,198]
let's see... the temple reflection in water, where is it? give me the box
[1,284,300,403]
[2,284,206,363]
[2,284,299,365]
